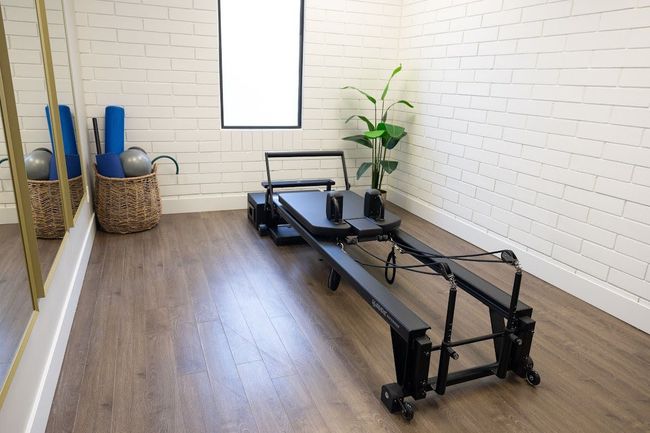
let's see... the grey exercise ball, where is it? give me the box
[120,148,152,177]
[24,148,52,180]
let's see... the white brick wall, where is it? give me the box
[395,0,650,322]
[74,0,402,202]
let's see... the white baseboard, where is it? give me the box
[162,194,247,214]
[0,207,18,224]
[27,213,95,433]
[388,188,650,334]
[160,187,370,215]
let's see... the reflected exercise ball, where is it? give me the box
[24,148,52,180]
[120,148,152,177]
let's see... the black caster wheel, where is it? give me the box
[385,248,396,284]
[327,268,341,291]
[258,224,268,236]
[525,369,541,386]
[401,401,415,421]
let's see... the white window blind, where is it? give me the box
[219,0,303,128]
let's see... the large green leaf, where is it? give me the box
[381,64,402,101]
[364,129,386,139]
[383,132,406,149]
[382,100,414,122]
[380,160,399,174]
[395,99,414,108]
[343,135,373,148]
[384,123,405,138]
[345,114,375,131]
[356,162,372,179]
[342,86,376,104]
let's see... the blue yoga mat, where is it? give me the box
[45,105,78,155]
[104,106,125,154]
[49,154,82,180]
[96,153,125,178]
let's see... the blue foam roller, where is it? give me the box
[96,153,125,178]
[65,154,82,178]
[48,154,82,180]
[49,153,58,180]
[104,106,125,155]
[45,105,78,155]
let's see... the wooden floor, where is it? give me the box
[46,207,650,433]
[0,224,33,382]
[0,223,59,381]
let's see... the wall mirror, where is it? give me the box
[0,122,38,407]
[45,0,86,221]
[2,0,72,288]
[0,6,40,406]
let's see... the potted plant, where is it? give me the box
[342,64,414,194]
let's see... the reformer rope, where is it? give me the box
[347,243,450,278]
[390,239,510,264]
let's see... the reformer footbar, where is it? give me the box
[249,151,541,421]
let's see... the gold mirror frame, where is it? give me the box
[35,0,73,230]
[0,7,41,407]
[38,0,89,296]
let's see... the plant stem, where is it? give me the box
[378,145,387,190]
[377,101,386,190]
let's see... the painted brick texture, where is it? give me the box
[394,0,650,306]
[74,0,403,199]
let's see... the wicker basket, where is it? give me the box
[94,165,161,234]
[28,175,85,239]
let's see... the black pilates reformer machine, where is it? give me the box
[246,151,541,421]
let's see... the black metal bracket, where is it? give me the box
[264,151,351,220]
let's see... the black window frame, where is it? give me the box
[217,0,305,129]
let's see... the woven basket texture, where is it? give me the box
[28,175,84,239]
[94,165,161,234]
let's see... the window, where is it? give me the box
[218,0,304,129]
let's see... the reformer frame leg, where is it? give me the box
[435,284,459,395]
[489,309,505,358]
[327,268,341,291]
[381,329,431,420]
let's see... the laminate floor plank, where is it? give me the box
[272,374,332,433]
[111,234,146,433]
[45,233,107,433]
[46,207,650,433]
[177,371,222,433]
[233,298,297,379]
[198,320,259,433]
[222,227,296,379]
[237,360,295,433]
[71,234,125,433]
[271,314,393,433]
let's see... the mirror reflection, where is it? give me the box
[0,120,35,389]
[46,0,85,218]
[2,2,65,280]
